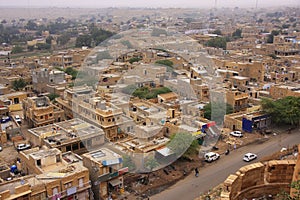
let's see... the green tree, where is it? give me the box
[144,156,159,173]
[212,29,222,35]
[57,32,71,46]
[232,29,242,38]
[261,97,300,126]
[46,36,53,45]
[132,86,171,99]
[277,180,300,200]
[75,34,92,47]
[128,57,141,64]
[90,28,114,46]
[25,20,37,30]
[12,79,27,91]
[11,46,23,54]
[65,67,78,80]
[47,93,60,101]
[167,132,195,157]
[27,45,34,51]
[267,30,280,43]
[203,102,233,124]
[205,37,227,49]
[36,43,51,50]
[155,60,173,67]
[122,155,136,171]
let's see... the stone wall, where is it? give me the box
[221,160,296,200]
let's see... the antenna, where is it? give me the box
[255,0,258,9]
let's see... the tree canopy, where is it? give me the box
[122,155,136,171]
[132,86,172,99]
[232,29,242,38]
[277,180,300,200]
[12,79,27,91]
[144,156,159,172]
[205,37,228,49]
[167,132,196,157]
[155,60,173,67]
[261,96,300,126]
[75,28,114,48]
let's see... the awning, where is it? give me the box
[109,179,122,187]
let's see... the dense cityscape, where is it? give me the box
[0,1,299,200]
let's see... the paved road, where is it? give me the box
[151,131,300,200]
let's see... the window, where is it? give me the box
[37,159,41,166]
[72,143,79,150]
[87,139,92,147]
[40,116,43,119]
[56,155,60,163]
[78,178,84,188]
[13,98,19,104]
[66,145,71,151]
[80,142,85,149]
[64,182,72,189]
[52,187,58,195]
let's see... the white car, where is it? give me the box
[243,153,257,162]
[15,115,22,124]
[204,152,220,163]
[230,131,243,137]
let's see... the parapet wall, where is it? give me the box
[221,160,296,200]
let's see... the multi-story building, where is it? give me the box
[19,147,91,200]
[32,68,67,94]
[226,90,249,112]
[27,118,105,154]
[56,86,132,141]
[269,83,300,99]
[82,148,127,200]
[0,175,47,200]
[0,91,27,112]
[23,96,65,128]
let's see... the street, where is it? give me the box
[151,130,300,200]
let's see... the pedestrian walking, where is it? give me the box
[195,167,199,177]
[233,143,236,150]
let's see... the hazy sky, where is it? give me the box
[1,0,299,8]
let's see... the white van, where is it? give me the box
[204,152,220,163]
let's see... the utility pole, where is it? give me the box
[255,0,258,9]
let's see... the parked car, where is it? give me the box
[1,116,11,123]
[0,145,2,152]
[243,153,257,162]
[204,152,220,163]
[15,115,21,124]
[16,143,31,151]
[230,131,243,137]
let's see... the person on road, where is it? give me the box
[195,167,199,177]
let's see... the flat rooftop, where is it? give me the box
[29,118,104,143]
[82,148,121,165]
